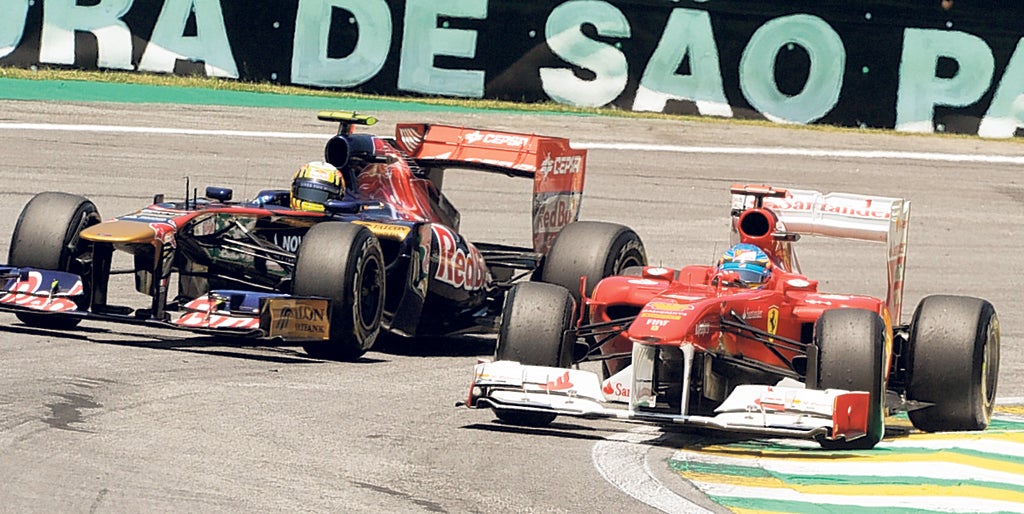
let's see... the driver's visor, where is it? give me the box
[292,180,339,205]
[733,268,767,284]
[720,262,768,284]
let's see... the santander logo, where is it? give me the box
[765,198,891,220]
[602,381,630,398]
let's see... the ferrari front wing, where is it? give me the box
[466,360,872,446]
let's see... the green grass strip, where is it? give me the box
[673,457,1024,493]
[714,497,1006,514]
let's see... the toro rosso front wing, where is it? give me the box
[0,266,331,341]
[466,358,872,445]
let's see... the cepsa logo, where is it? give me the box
[431,225,488,290]
[540,154,582,177]
[462,130,531,147]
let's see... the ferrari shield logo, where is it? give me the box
[767,306,780,341]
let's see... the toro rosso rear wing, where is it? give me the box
[731,184,911,323]
[393,123,586,254]
[465,359,872,447]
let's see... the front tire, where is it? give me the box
[907,295,999,432]
[810,308,886,450]
[493,282,575,427]
[8,192,100,329]
[293,223,385,361]
[540,221,646,303]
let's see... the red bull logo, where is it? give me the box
[534,195,575,232]
[431,225,487,290]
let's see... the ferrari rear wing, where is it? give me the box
[393,124,587,254]
[731,184,911,322]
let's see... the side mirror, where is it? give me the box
[206,187,233,202]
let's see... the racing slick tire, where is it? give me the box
[810,308,886,450]
[8,192,101,329]
[906,295,999,433]
[493,282,576,427]
[540,221,646,303]
[293,223,385,361]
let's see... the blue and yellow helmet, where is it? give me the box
[718,243,772,288]
[290,161,345,212]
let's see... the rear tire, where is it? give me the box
[493,282,575,427]
[810,308,886,450]
[907,295,999,432]
[8,192,100,329]
[540,221,646,304]
[293,223,385,361]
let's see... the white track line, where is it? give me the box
[0,122,324,139]
[595,407,1024,514]
[3,122,1024,164]
[581,142,1024,164]
[593,427,712,514]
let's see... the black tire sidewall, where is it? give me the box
[294,223,385,361]
[495,282,575,367]
[492,282,575,427]
[9,192,99,328]
[9,192,99,272]
[540,221,646,301]
[907,295,998,432]
[812,308,886,450]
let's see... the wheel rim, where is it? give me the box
[611,235,646,274]
[981,317,1000,412]
[617,255,643,271]
[65,209,98,309]
[357,254,383,333]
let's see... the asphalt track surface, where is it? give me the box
[0,100,1022,513]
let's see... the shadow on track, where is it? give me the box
[0,320,390,365]
[0,317,503,364]
[461,414,918,453]
[372,332,494,358]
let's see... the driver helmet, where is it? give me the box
[290,161,345,212]
[717,243,772,288]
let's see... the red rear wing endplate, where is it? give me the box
[395,124,587,253]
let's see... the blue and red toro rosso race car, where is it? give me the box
[465,184,1000,449]
[0,111,646,360]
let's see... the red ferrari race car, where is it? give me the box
[465,184,1000,450]
[0,111,646,360]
